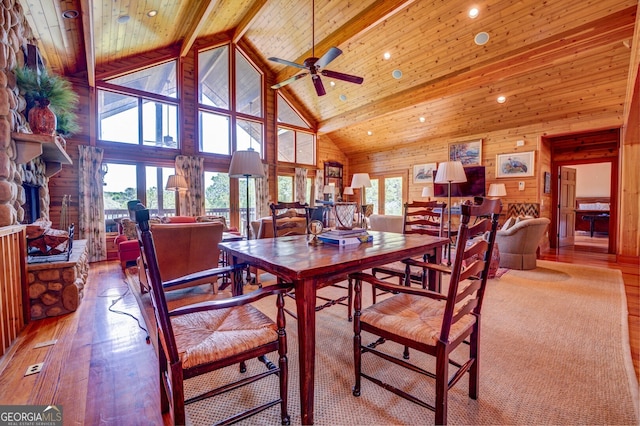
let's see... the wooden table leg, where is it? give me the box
[426,246,443,292]
[295,279,317,424]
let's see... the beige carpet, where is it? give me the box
[129,261,639,425]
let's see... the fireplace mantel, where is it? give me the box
[13,132,72,177]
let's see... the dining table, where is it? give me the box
[220,230,449,424]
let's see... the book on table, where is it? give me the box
[318,230,372,246]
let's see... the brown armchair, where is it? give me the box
[147,221,226,291]
[136,207,291,425]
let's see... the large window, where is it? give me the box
[276,94,315,165]
[198,46,264,156]
[103,163,138,230]
[277,176,294,202]
[98,61,179,147]
[364,175,405,215]
[204,171,231,222]
[145,166,176,217]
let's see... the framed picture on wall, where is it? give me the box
[496,151,535,178]
[413,163,437,183]
[448,139,482,165]
[543,171,551,193]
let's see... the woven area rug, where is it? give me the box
[131,261,639,425]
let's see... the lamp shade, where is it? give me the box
[165,174,188,191]
[228,149,265,178]
[434,161,467,183]
[487,183,507,197]
[351,173,372,188]
[421,186,433,197]
[343,186,354,195]
[323,183,335,194]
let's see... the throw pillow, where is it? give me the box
[121,218,138,240]
[501,217,514,231]
[196,215,229,231]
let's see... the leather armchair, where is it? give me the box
[495,217,550,270]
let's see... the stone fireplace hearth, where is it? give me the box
[27,239,88,320]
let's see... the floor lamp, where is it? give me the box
[351,173,372,228]
[166,174,188,216]
[434,161,467,265]
[229,148,265,239]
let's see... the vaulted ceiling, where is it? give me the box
[18,0,639,156]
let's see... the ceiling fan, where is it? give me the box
[268,0,364,96]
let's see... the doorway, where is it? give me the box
[545,128,619,254]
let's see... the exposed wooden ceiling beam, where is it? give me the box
[79,0,95,87]
[180,0,220,57]
[275,0,417,84]
[232,0,269,44]
[319,7,637,134]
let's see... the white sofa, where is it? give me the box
[369,214,403,233]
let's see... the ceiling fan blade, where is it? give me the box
[311,75,326,96]
[321,69,364,85]
[315,47,342,69]
[271,72,309,89]
[268,56,307,69]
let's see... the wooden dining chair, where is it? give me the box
[370,201,447,300]
[270,201,353,321]
[350,198,501,425]
[135,207,292,426]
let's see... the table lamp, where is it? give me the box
[434,161,467,265]
[487,183,507,199]
[421,186,433,201]
[343,186,354,201]
[351,173,372,228]
[166,174,188,216]
[229,148,265,239]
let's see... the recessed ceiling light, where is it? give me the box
[392,69,403,79]
[367,131,373,136]
[330,81,335,87]
[339,94,347,101]
[497,95,506,104]
[474,32,490,45]
[419,117,426,123]
[147,10,158,17]
[117,15,130,24]
[62,10,79,19]
[468,8,479,19]
[383,52,391,60]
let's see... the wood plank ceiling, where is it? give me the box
[18,0,638,156]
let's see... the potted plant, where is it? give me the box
[14,66,80,137]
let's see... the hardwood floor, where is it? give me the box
[0,245,637,424]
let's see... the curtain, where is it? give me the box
[315,170,324,202]
[175,155,204,216]
[255,163,270,219]
[78,145,106,262]
[295,167,307,204]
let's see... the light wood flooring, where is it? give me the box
[0,243,637,424]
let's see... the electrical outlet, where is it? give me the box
[516,140,525,147]
[518,181,525,191]
[24,363,44,376]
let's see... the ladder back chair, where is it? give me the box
[350,198,501,425]
[371,201,447,300]
[269,201,354,321]
[136,208,292,426]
